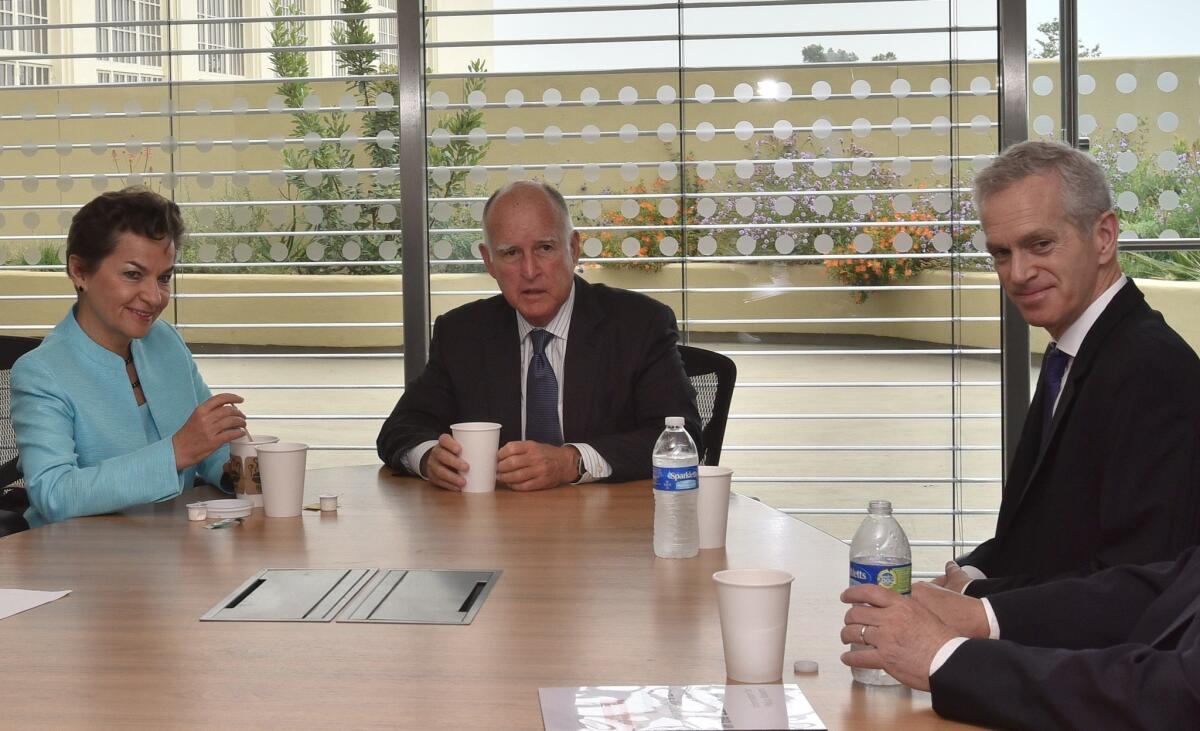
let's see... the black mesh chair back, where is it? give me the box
[677,345,737,466]
[1,336,41,495]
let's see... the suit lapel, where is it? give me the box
[485,303,522,444]
[562,277,602,442]
[1001,280,1145,528]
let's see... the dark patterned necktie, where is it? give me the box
[1041,343,1070,442]
[526,329,563,445]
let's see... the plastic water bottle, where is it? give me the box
[652,416,699,559]
[848,499,912,686]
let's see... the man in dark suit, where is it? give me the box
[933,140,1200,596]
[376,180,701,491]
[840,549,1200,728]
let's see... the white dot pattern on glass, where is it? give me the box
[620,163,638,182]
[618,86,638,105]
[812,118,832,139]
[659,236,679,256]
[657,123,676,143]
[932,156,952,175]
[582,163,600,182]
[851,118,871,137]
[853,233,873,253]
[850,80,871,99]
[774,159,794,178]
[467,90,487,109]
[775,234,795,254]
[1079,114,1098,136]
[583,238,602,257]
[695,84,715,103]
[342,241,362,261]
[813,196,833,216]
[506,126,525,144]
[892,117,911,137]
[733,83,753,103]
[621,238,640,257]
[582,200,602,220]
[813,158,833,178]
[1116,151,1138,173]
[619,123,638,143]
[660,199,679,218]
[736,236,756,255]
[658,162,678,181]
[734,121,754,141]
[657,85,676,104]
[698,236,718,255]
[814,234,834,255]
[773,120,793,140]
[379,240,399,259]
[930,78,951,97]
[932,232,952,252]
[894,232,914,253]
[735,197,755,217]
[544,165,563,183]
[851,195,872,215]
[620,199,639,219]
[695,122,716,142]
[735,160,755,179]
[697,161,717,180]
[1117,191,1139,212]
[376,92,395,110]
[544,125,563,144]
[1159,190,1180,211]
[581,125,601,143]
[542,88,561,106]
[931,116,952,135]
[774,197,794,216]
[504,89,524,108]
[893,194,913,214]
[1032,76,1053,96]
[432,239,453,260]
[811,81,832,100]
[697,198,717,218]
[1158,150,1181,171]
[1157,72,1178,92]
[580,87,600,106]
[1116,73,1137,93]
[970,76,991,95]
[1158,112,1179,133]
[1033,115,1055,136]
[851,158,872,177]
[890,79,910,98]
[1078,75,1096,95]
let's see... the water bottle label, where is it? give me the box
[653,465,698,492]
[849,561,912,595]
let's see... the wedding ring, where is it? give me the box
[859,624,869,644]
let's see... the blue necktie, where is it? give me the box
[526,329,563,446]
[1041,343,1070,442]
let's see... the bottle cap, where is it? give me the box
[664,416,684,427]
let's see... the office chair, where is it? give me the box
[677,344,737,466]
[1,336,41,537]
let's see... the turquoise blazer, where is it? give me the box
[11,309,229,527]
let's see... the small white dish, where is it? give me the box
[201,498,253,519]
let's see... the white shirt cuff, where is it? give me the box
[403,440,438,479]
[929,637,969,676]
[982,597,1000,639]
[568,443,611,483]
[960,564,987,580]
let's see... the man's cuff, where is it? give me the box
[929,637,969,676]
[567,443,611,483]
[402,441,438,479]
[982,598,1000,640]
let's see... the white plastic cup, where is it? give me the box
[186,503,208,521]
[256,442,309,517]
[450,422,501,493]
[227,434,279,506]
[698,466,734,549]
[713,569,794,683]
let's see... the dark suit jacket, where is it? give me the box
[932,546,1200,730]
[960,280,1200,596]
[376,277,702,482]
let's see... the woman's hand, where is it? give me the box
[173,393,246,470]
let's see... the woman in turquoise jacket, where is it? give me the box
[11,188,246,527]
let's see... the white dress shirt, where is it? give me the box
[403,283,612,482]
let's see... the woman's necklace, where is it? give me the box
[125,353,141,392]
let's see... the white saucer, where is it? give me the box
[201,498,253,519]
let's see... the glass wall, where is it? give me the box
[424,0,1003,572]
[0,1,404,468]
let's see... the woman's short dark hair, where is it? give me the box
[67,187,184,273]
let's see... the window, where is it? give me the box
[376,0,396,69]
[198,0,246,76]
[97,70,163,84]
[96,0,164,69]
[0,0,49,54]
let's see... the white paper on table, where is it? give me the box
[538,683,826,730]
[0,589,71,620]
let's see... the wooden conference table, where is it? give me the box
[0,465,968,729]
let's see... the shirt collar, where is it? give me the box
[63,305,130,368]
[1053,275,1127,357]
[516,282,575,344]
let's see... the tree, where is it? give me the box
[1033,18,1101,59]
[871,51,897,62]
[802,44,859,63]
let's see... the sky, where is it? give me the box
[474,0,1198,74]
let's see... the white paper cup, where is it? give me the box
[227,434,279,506]
[450,422,501,493]
[713,569,794,683]
[256,442,308,517]
[698,466,734,549]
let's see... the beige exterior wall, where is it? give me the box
[6,267,1200,356]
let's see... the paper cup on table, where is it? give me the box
[450,422,501,493]
[698,466,734,549]
[713,569,794,683]
[227,434,278,506]
[256,442,308,517]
